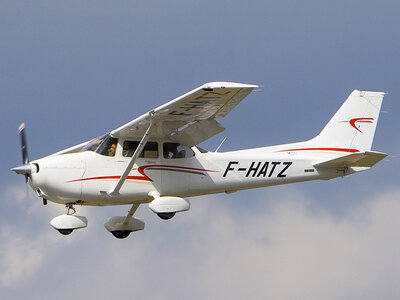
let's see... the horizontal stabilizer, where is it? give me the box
[314,151,387,169]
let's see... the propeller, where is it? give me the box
[11,123,33,181]
[11,123,46,205]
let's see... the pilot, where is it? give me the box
[108,143,117,156]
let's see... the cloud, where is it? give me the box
[132,188,397,300]
[1,185,400,300]
[0,184,91,288]
[0,228,47,287]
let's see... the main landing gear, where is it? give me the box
[104,204,145,239]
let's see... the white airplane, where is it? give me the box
[12,82,387,239]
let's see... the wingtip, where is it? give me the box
[202,82,259,89]
[352,90,386,96]
[19,123,25,133]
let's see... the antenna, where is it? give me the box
[214,137,227,152]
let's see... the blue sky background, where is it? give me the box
[1,1,400,299]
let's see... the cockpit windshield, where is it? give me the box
[81,134,108,152]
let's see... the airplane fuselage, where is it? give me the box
[29,143,346,206]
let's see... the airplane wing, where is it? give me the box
[313,151,387,169]
[110,82,258,146]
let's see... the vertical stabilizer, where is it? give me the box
[312,90,385,152]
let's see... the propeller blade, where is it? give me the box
[19,123,29,165]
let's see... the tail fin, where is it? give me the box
[312,90,385,152]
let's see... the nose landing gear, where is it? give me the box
[66,203,76,215]
[50,203,88,235]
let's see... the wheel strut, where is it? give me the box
[66,203,76,215]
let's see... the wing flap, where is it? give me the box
[314,151,387,169]
[170,119,225,147]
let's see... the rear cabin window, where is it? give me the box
[163,143,195,159]
[122,141,159,158]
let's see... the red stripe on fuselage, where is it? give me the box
[66,165,217,183]
[277,148,360,153]
[66,175,150,183]
[138,164,217,174]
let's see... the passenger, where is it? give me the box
[175,145,187,158]
[123,141,134,157]
[178,150,186,158]
[164,143,178,159]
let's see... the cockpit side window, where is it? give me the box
[96,135,118,157]
[163,143,195,159]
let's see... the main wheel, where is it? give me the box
[157,212,176,220]
[111,230,131,239]
[58,229,73,235]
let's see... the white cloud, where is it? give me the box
[0,184,92,288]
[0,228,46,287]
[193,190,400,300]
[1,185,400,300]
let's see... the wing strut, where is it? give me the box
[109,117,154,196]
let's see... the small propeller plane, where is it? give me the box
[12,82,387,238]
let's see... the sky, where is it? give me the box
[1,1,400,299]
